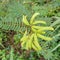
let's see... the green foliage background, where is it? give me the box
[0,0,60,60]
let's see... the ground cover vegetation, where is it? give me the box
[0,0,60,60]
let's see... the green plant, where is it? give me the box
[21,13,54,51]
[0,0,60,60]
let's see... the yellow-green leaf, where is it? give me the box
[31,27,37,32]
[33,21,46,24]
[37,34,52,41]
[20,30,28,42]
[32,26,54,31]
[27,34,34,49]
[34,34,42,50]
[25,41,29,50]
[23,15,29,25]
[30,13,40,24]
[32,43,39,51]
[37,30,46,34]
[31,27,45,34]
